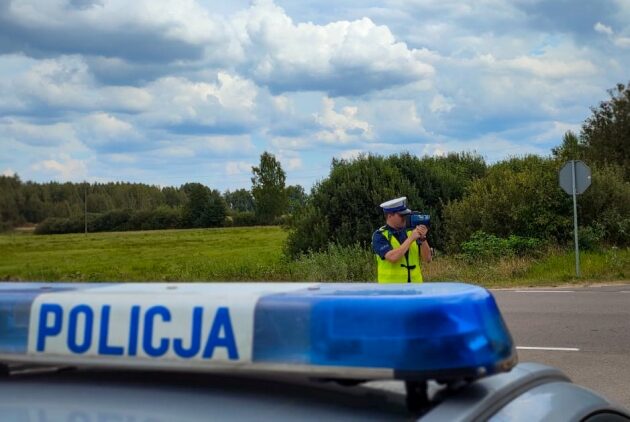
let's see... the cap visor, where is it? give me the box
[397,208,412,215]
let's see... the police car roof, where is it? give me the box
[2,282,629,420]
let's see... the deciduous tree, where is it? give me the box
[581,82,630,179]
[251,152,287,224]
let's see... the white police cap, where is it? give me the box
[380,196,412,214]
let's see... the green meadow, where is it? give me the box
[0,227,289,282]
[0,227,628,286]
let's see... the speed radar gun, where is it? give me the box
[406,212,430,230]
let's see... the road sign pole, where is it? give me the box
[559,160,590,278]
[571,161,580,277]
[85,182,88,236]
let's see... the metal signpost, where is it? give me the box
[558,160,592,277]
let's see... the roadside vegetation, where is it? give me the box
[1,227,627,286]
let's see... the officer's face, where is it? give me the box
[388,212,406,229]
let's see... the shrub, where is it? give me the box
[580,165,630,246]
[128,210,153,230]
[231,212,259,227]
[444,156,572,251]
[135,206,181,230]
[35,207,184,234]
[35,216,85,234]
[0,220,12,232]
[460,231,544,262]
[151,206,182,230]
[91,209,133,232]
[506,234,545,256]
[578,225,605,251]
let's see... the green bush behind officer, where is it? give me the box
[372,197,432,283]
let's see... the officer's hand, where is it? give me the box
[408,228,422,241]
[415,225,428,240]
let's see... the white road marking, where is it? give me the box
[516,346,580,351]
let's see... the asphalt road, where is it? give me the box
[491,284,630,410]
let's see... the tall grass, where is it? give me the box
[287,245,630,286]
[0,228,627,285]
[287,244,375,281]
[425,247,629,287]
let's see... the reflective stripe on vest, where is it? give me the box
[376,228,423,283]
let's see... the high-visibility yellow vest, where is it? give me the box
[376,228,423,283]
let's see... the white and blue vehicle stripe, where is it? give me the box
[0,282,517,381]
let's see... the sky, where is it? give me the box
[1,0,629,191]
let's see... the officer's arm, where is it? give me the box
[414,225,432,263]
[384,233,420,263]
[420,240,432,263]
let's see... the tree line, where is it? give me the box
[0,152,306,233]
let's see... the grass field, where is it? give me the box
[0,227,289,282]
[1,227,628,286]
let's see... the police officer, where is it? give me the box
[372,197,432,283]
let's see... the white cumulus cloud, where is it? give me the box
[9,55,152,113]
[614,37,630,48]
[225,161,253,176]
[6,0,223,44]
[0,118,78,147]
[594,22,614,36]
[199,135,255,154]
[270,136,311,151]
[430,94,454,114]
[592,22,630,49]
[31,155,88,181]
[233,1,434,95]
[506,56,598,79]
[314,98,372,143]
[81,113,135,138]
[142,72,258,130]
[75,113,141,151]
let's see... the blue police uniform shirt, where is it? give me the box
[372,225,421,259]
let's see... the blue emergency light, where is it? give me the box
[0,282,516,381]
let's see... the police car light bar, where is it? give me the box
[0,282,516,381]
